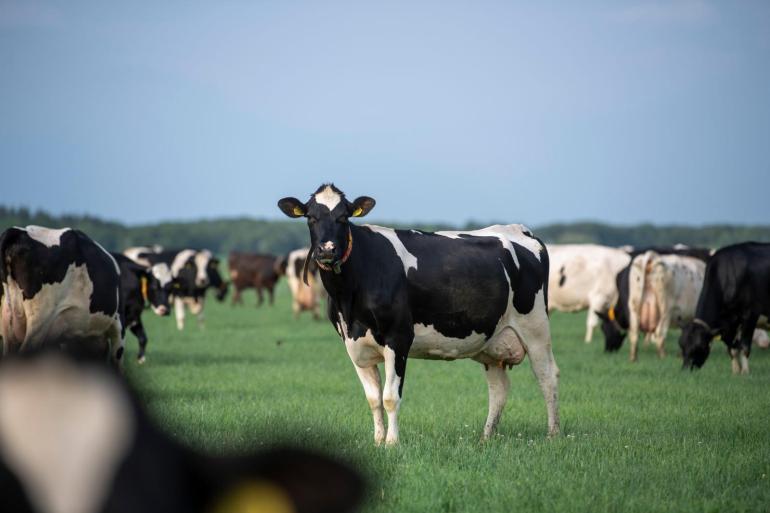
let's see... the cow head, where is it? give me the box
[278,184,375,269]
[206,257,229,302]
[193,250,213,288]
[145,263,172,316]
[679,321,715,369]
[595,310,626,352]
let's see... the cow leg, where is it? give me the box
[352,364,386,444]
[232,288,242,306]
[628,330,640,362]
[130,321,149,364]
[268,286,275,305]
[382,346,408,445]
[736,316,758,375]
[482,364,510,439]
[174,297,186,331]
[521,324,560,437]
[256,288,264,307]
[107,322,124,371]
[652,314,671,359]
[585,309,599,343]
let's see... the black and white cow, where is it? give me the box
[0,350,364,513]
[111,253,173,363]
[0,226,123,365]
[680,242,770,374]
[128,249,227,331]
[278,184,559,445]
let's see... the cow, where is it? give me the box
[679,242,770,374]
[129,249,227,331]
[285,248,324,320]
[596,246,712,353]
[0,350,364,513]
[277,184,559,445]
[122,245,163,267]
[111,253,173,364]
[546,244,631,343]
[0,226,123,366]
[624,251,706,361]
[227,252,284,307]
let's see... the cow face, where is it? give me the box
[596,311,626,352]
[193,251,214,288]
[278,184,375,266]
[146,264,172,316]
[679,322,713,369]
[206,258,228,302]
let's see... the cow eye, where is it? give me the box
[337,215,348,224]
[308,216,318,225]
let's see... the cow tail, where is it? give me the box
[302,248,314,286]
[537,236,550,317]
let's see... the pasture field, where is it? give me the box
[127,285,770,513]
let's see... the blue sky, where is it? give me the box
[1,0,768,226]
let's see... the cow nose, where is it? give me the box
[320,241,335,252]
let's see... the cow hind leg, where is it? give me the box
[382,346,407,445]
[481,364,510,439]
[521,324,560,437]
[585,309,599,343]
[107,322,124,372]
[352,364,386,444]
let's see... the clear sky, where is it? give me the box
[1,0,768,226]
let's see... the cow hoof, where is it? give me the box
[137,356,146,365]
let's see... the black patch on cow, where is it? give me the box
[0,228,119,317]
[558,266,566,287]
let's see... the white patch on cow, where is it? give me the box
[20,225,71,248]
[436,224,543,268]
[170,249,197,277]
[314,185,342,210]
[194,250,212,287]
[363,225,418,274]
[150,263,172,287]
[0,356,135,513]
[123,247,154,267]
[409,323,486,360]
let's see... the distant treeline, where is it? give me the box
[2,206,769,256]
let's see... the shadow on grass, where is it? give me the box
[136,351,265,367]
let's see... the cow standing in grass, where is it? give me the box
[278,184,559,445]
[0,226,124,365]
[680,242,770,374]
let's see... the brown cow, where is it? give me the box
[227,252,285,307]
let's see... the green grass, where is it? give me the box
[126,284,770,513]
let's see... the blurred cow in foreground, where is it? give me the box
[125,249,226,330]
[285,248,324,320]
[0,226,123,366]
[546,244,631,343]
[227,252,285,307]
[680,242,770,374]
[0,351,364,513]
[111,253,173,363]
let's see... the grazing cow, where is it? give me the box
[131,249,227,331]
[0,351,364,513]
[111,253,173,363]
[0,226,123,365]
[227,252,284,307]
[546,244,631,343]
[278,184,559,445]
[624,251,706,361]
[679,242,770,374]
[285,248,324,320]
[597,246,711,353]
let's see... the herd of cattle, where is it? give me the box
[0,183,769,511]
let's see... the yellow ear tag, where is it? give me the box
[352,207,363,217]
[292,206,304,216]
[210,481,295,513]
[608,307,616,322]
[140,276,149,302]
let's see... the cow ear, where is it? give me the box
[350,196,376,218]
[278,198,307,218]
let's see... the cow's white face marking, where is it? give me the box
[0,356,135,513]
[150,263,172,287]
[20,226,71,248]
[314,185,342,211]
[194,250,212,287]
[364,225,418,274]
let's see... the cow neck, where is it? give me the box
[693,279,722,335]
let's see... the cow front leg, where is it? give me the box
[736,316,758,375]
[382,346,407,445]
[523,326,560,438]
[352,364,386,444]
[482,364,510,439]
[256,288,264,306]
[129,321,149,364]
[174,297,186,330]
[585,308,599,343]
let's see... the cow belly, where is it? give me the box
[408,324,487,360]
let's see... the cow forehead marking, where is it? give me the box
[315,186,342,211]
